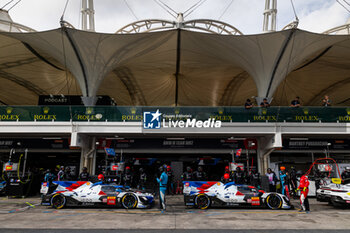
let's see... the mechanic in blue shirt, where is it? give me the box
[157,165,168,211]
[44,169,56,194]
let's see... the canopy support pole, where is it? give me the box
[174,29,182,106]
[265,29,296,97]
[61,26,90,98]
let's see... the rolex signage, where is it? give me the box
[33,106,57,120]
[0,107,19,121]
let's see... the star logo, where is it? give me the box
[143,109,162,129]
[150,109,162,122]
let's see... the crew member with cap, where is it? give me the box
[157,165,168,211]
[279,166,290,198]
[123,166,133,187]
[44,169,56,194]
[297,175,310,213]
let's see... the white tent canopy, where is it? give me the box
[0,27,349,106]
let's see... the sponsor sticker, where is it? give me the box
[251,197,260,206]
[107,196,116,205]
[5,165,13,171]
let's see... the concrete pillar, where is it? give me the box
[79,135,97,175]
[257,133,282,174]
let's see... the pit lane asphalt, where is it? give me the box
[0,195,350,230]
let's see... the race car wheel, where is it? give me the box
[51,194,66,209]
[266,194,283,210]
[195,194,211,210]
[121,193,138,209]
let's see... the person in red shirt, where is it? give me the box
[297,175,310,213]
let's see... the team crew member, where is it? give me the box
[97,174,105,184]
[234,167,245,184]
[44,169,56,194]
[79,167,90,181]
[223,165,233,180]
[123,166,133,187]
[266,168,278,192]
[341,167,350,180]
[65,167,73,181]
[279,166,290,198]
[166,166,174,195]
[194,166,207,181]
[297,175,310,213]
[157,165,168,211]
[250,168,260,188]
[314,169,322,191]
[57,166,65,181]
[221,173,231,184]
[182,166,193,181]
[138,168,147,190]
[289,166,298,198]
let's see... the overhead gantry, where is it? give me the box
[116,13,243,36]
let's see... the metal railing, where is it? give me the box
[0,106,350,123]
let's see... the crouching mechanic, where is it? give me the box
[157,165,168,211]
[297,175,310,213]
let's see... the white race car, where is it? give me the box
[317,179,350,207]
[41,181,154,209]
[183,181,292,210]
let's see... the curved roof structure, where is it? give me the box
[0,25,349,106]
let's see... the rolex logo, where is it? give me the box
[218,108,224,115]
[43,106,50,114]
[86,107,93,115]
[262,108,267,115]
[131,108,137,115]
[303,108,309,115]
[6,107,13,114]
[175,108,180,115]
[346,108,350,115]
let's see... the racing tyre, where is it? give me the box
[195,194,211,210]
[266,194,283,210]
[51,194,66,209]
[121,193,138,209]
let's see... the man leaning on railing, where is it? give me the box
[290,96,301,108]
